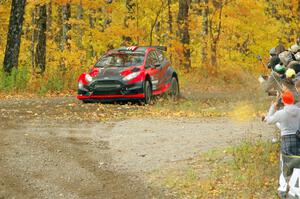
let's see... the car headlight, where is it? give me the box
[123,72,140,81]
[78,81,84,89]
[85,74,93,83]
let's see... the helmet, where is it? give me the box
[269,48,276,56]
[294,52,300,61]
[285,68,296,78]
[274,64,286,74]
[282,90,295,105]
[289,44,300,53]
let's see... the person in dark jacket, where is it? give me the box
[260,64,286,96]
[275,44,286,55]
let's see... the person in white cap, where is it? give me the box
[289,44,300,54]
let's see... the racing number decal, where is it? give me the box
[289,168,300,197]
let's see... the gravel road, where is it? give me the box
[0,97,275,199]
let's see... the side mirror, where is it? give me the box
[154,63,161,68]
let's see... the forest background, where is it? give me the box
[0,0,300,94]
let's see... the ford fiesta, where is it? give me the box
[77,46,179,104]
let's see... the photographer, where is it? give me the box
[265,90,300,198]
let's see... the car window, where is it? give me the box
[146,51,159,68]
[95,53,144,68]
[155,50,164,62]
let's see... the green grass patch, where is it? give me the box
[152,139,280,199]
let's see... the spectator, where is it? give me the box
[296,80,300,107]
[261,64,286,96]
[265,90,300,198]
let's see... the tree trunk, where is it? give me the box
[35,4,47,75]
[123,0,135,45]
[167,0,173,34]
[201,0,209,66]
[177,0,191,71]
[209,3,224,70]
[211,41,217,67]
[47,0,52,32]
[60,3,71,51]
[31,7,37,71]
[88,9,96,58]
[59,3,71,71]
[136,0,140,45]
[3,0,26,73]
[149,2,164,46]
[124,0,135,28]
[76,0,83,48]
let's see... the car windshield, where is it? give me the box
[95,53,145,68]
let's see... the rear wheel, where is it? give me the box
[169,77,179,99]
[143,80,152,104]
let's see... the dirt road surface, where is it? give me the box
[0,97,275,199]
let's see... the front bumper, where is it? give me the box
[77,93,145,100]
[77,80,144,100]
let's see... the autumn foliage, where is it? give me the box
[0,0,299,93]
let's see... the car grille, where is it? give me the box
[90,80,123,94]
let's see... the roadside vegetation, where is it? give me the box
[150,139,280,198]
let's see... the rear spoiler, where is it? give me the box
[143,46,167,51]
[117,46,167,52]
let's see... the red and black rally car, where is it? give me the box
[77,46,179,104]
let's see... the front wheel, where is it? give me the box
[143,80,152,104]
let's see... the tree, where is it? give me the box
[30,6,37,71]
[58,2,71,71]
[60,3,71,51]
[3,0,27,73]
[209,0,224,68]
[167,0,173,34]
[177,0,191,71]
[149,1,164,45]
[76,0,83,48]
[35,4,47,74]
[265,0,300,44]
[201,0,209,65]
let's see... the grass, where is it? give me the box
[150,139,280,199]
[0,66,82,95]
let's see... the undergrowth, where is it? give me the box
[153,139,280,199]
[0,66,81,94]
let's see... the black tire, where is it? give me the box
[143,80,152,104]
[169,77,179,99]
[82,99,91,103]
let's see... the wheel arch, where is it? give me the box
[145,74,152,88]
[171,72,180,94]
[172,72,178,81]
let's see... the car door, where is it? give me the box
[155,49,170,89]
[145,50,162,91]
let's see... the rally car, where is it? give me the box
[77,46,179,104]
